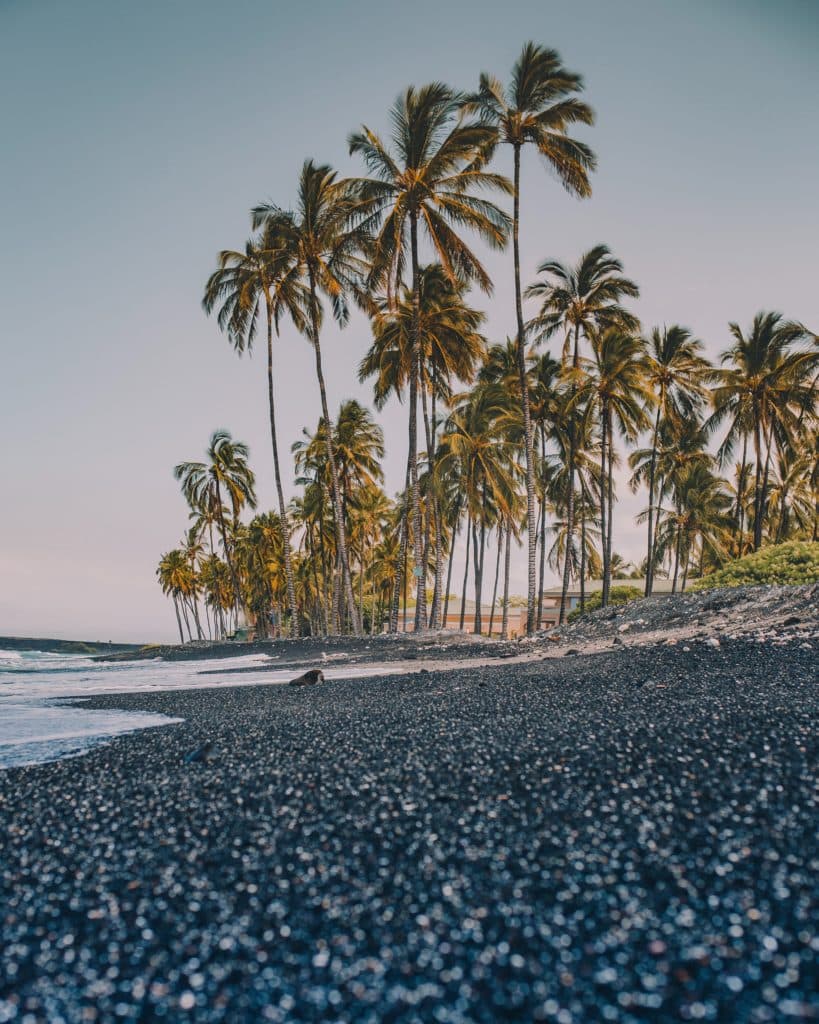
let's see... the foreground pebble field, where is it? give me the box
[1,636,817,1022]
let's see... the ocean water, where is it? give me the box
[0,649,403,769]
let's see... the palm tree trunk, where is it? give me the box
[389,471,410,633]
[538,426,547,629]
[473,485,489,635]
[604,410,615,604]
[672,505,682,593]
[599,407,608,607]
[752,414,764,550]
[307,526,326,637]
[402,538,409,632]
[559,323,581,622]
[307,269,361,635]
[331,560,342,635]
[459,514,472,632]
[265,300,300,637]
[501,522,511,640]
[187,595,204,641]
[472,517,484,635]
[736,434,748,555]
[188,589,204,640]
[644,404,662,597]
[758,418,776,544]
[579,509,587,613]
[213,481,241,627]
[419,375,440,624]
[409,211,427,632]
[179,597,193,643]
[512,143,537,636]
[172,594,185,645]
[488,524,503,637]
[429,367,444,629]
[442,497,461,628]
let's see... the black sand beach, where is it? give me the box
[1,630,817,1022]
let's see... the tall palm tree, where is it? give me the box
[710,311,815,550]
[252,160,370,635]
[174,430,257,627]
[629,325,711,595]
[526,244,639,621]
[348,82,511,630]
[465,42,596,634]
[203,228,308,637]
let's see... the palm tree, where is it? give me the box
[252,160,370,635]
[156,549,194,643]
[174,430,257,627]
[574,330,650,604]
[768,446,814,543]
[203,228,308,636]
[198,554,233,638]
[656,464,732,590]
[237,512,287,637]
[439,382,522,634]
[348,82,511,630]
[360,264,487,627]
[465,43,595,634]
[710,312,815,550]
[629,325,711,595]
[526,244,639,621]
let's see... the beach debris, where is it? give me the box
[289,668,325,686]
[183,740,213,764]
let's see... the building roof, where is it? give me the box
[541,578,676,597]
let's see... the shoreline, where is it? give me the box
[1,634,817,1021]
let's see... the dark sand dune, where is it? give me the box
[1,633,817,1022]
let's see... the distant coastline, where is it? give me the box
[0,636,144,656]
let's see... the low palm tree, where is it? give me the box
[174,431,257,628]
[359,266,487,627]
[629,325,711,595]
[574,330,650,604]
[439,382,522,634]
[156,549,195,643]
[348,82,511,630]
[526,244,639,621]
[465,42,596,635]
[710,312,815,549]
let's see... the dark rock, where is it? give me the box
[183,740,213,764]
[289,668,325,686]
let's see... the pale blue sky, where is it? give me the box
[1,0,817,641]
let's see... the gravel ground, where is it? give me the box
[538,584,819,654]
[1,637,817,1023]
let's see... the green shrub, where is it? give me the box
[567,585,643,622]
[691,541,819,591]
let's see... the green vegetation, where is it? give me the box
[691,541,819,591]
[154,41,818,643]
[567,585,643,622]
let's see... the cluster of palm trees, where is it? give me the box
[157,43,818,642]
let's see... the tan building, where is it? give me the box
[399,579,676,638]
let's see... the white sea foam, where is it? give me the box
[0,649,404,768]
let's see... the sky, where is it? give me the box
[1,0,817,642]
